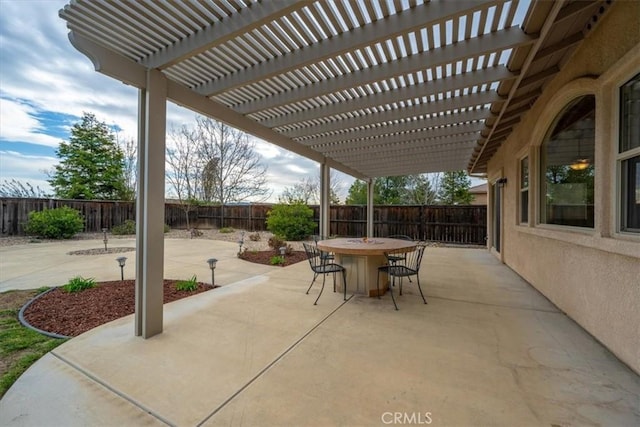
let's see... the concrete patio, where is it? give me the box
[0,239,638,426]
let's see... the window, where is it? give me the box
[540,96,595,228]
[619,73,640,232]
[519,156,529,224]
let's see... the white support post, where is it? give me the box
[319,162,330,238]
[135,69,167,339]
[135,89,146,337]
[367,178,374,237]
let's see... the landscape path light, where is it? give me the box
[279,246,287,257]
[116,256,127,281]
[207,258,218,286]
[102,228,108,251]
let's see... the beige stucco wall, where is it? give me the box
[486,2,640,374]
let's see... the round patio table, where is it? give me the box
[317,237,416,297]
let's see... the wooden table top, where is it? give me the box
[317,237,416,256]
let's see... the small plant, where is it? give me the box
[190,228,203,238]
[112,220,170,235]
[268,235,286,250]
[249,232,261,241]
[112,219,136,235]
[62,276,96,293]
[23,206,84,239]
[175,275,198,291]
[269,255,285,266]
[219,227,234,233]
[266,202,316,241]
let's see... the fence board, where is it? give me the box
[1,198,487,245]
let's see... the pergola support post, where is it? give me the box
[319,162,330,238]
[367,178,374,237]
[135,69,167,338]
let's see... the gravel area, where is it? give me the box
[0,229,306,251]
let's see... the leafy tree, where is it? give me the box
[345,179,368,204]
[0,179,50,198]
[376,176,407,204]
[345,176,408,205]
[437,171,473,205]
[404,174,437,205]
[48,113,128,200]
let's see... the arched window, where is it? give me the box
[540,95,595,228]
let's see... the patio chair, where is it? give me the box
[302,242,347,305]
[376,244,427,310]
[312,234,335,263]
[386,234,415,281]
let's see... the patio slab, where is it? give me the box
[1,244,638,426]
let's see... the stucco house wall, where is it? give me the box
[486,1,640,374]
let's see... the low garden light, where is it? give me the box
[116,256,127,281]
[279,246,287,257]
[207,258,218,286]
[102,228,109,251]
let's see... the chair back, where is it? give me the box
[303,242,324,271]
[386,244,425,273]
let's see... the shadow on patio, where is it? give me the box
[1,246,638,426]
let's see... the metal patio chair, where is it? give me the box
[387,234,415,281]
[376,243,427,310]
[312,234,335,263]
[303,242,347,305]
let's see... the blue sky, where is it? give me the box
[0,0,484,201]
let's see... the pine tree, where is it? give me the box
[437,171,473,205]
[49,113,128,200]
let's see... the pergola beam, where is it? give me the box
[199,0,501,96]
[141,1,314,69]
[327,134,480,159]
[304,109,490,148]
[253,66,515,127]
[315,124,484,154]
[248,27,534,117]
[286,91,499,141]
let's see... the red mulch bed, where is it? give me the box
[22,250,306,338]
[23,280,215,337]
[238,249,307,266]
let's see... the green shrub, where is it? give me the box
[24,206,84,239]
[266,203,316,241]
[62,276,96,293]
[175,275,198,291]
[269,255,285,266]
[112,219,136,235]
[219,227,234,233]
[111,220,170,235]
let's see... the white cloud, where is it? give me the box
[0,98,62,147]
[0,150,57,193]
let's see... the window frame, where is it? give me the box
[538,95,596,229]
[519,155,530,225]
[617,73,640,234]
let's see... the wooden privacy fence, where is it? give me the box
[1,198,487,245]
